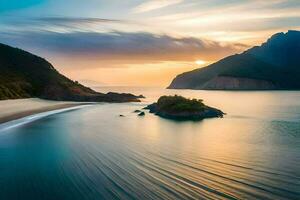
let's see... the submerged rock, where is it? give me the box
[144,95,224,121]
[138,112,145,116]
[133,110,142,113]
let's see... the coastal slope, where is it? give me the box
[168,30,300,90]
[0,43,141,102]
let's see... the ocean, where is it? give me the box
[0,87,299,199]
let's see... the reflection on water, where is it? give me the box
[0,87,299,199]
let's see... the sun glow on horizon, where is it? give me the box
[195,60,207,65]
[1,0,299,87]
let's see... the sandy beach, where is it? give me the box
[0,98,89,124]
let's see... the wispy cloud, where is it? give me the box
[0,30,246,67]
[2,16,127,28]
[36,17,122,24]
[132,0,184,13]
[0,16,246,64]
[0,16,147,35]
[144,0,300,44]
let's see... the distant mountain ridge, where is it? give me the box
[168,30,300,90]
[0,43,141,102]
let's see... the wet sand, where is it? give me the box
[0,98,88,124]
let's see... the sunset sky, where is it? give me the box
[1,0,300,86]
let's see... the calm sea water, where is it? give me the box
[0,87,299,200]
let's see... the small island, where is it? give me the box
[144,95,224,120]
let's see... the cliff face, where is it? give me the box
[199,76,276,90]
[0,43,141,102]
[168,30,300,90]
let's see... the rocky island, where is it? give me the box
[144,95,224,120]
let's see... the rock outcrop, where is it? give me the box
[144,95,224,120]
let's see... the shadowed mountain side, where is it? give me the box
[168,30,300,90]
[0,43,141,102]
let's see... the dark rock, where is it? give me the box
[138,112,145,116]
[133,110,141,113]
[143,104,157,113]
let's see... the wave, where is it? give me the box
[0,105,92,133]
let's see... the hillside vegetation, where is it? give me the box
[0,43,140,102]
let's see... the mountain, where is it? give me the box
[168,30,300,90]
[0,43,141,102]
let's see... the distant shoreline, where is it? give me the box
[0,98,92,124]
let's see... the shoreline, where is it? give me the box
[0,105,93,132]
[0,98,93,124]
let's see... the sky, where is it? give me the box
[0,0,300,86]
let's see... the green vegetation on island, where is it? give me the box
[144,95,224,120]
